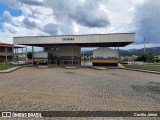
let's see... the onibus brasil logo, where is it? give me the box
[2,112,42,118]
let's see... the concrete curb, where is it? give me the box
[2,64,158,75]
[91,67,108,70]
[0,66,22,73]
[121,68,160,74]
[38,65,49,69]
[64,66,78,69]
[118,63,126,68]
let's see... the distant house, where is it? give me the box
[154,55,160,59]
[0,42,24,62]
[121,55,138,62]
[120,56,132,61]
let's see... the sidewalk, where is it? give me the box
[123,68,160,74]
[0,66,22,73]
[119,63,160,74]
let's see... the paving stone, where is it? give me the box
[0,67,159,120]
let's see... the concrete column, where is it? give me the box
[26,46,28,62]
[4,47,8,62]
[17,48,18,61]
[17,48,18,54]
[83,50,85,66]
[118,43,120,62]
[12,44,14,61]
[43,47,45,52]
[22,48,24,61]
[6,56,8,62]
[32,46,34,64]
[5,47,7,53]
[14,48,16,62]
[71,46,73,66]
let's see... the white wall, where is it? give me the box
[33,52,48,58]
[14,33,135,45]
[93,49,119,58]
[45,46,81,57]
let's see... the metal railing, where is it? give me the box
[48,60,80,66]
[60,60,80,66]
[48,60,57,65]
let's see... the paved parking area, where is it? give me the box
[0,67,160,120]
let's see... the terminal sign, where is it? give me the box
[62,38,74,41]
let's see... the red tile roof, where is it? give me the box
[0,42,25,48]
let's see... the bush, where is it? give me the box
[120,62,128,64]
[153,58,160,63]
[136,53,154,62]
[27,52,32,59]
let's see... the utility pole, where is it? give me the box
[144,37,146,53]
[144,37,149,64]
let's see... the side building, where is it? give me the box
[0,42,24,62]
[92,47,119,66]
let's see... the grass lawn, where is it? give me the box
[124,64,160,71]
[0,63,19,70]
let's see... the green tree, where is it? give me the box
[154,58,160,63]
[136,55,146,62]
[136,53,154,62]
[27,52,32,59]
[124,58,128,61]
[146,53,154,62]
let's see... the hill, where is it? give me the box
[120,47,160,56]
[81,47,160,56]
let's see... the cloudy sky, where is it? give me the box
[0,0,160,50]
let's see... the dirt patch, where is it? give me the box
[131,82,160,101]
[64,72,75,74]
[131,82,160,94]
[147,82,160,93]
[109,73,120,76]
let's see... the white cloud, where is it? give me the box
[42,23,58,35]
[2,10,12,23]
[18,0,44,6]
[23,17,37,29]
[133,0,160,44]
[0,0,20,9]
[4,23,17,34]
[0,0,159,49]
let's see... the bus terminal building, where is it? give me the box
[13,33,135,66]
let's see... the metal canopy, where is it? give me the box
[16,42,132,47]
[13,33,135,47]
